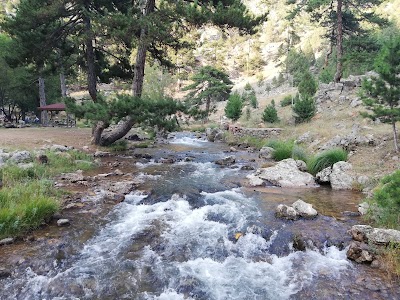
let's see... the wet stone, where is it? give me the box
[0,268,11,279]
[57,219,71,227]
[0,237,14,246]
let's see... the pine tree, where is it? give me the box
[288,0,385,82]
[292,96,316,123]
[225,93,243,121]
[184,66,233,120]
[361,36,400,152]
[298,71,317,98]
[262,100,279,123]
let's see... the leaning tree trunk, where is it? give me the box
[38,75,48,126]
[334,0,343,83]
[98,0,156,146]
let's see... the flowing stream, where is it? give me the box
[0,133,398,299]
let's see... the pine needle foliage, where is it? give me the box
[262,100,279,123]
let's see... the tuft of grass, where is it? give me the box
[240,136,267,150]
[381,243,400,278]
[107,140,128,152]
[307,148,348,175]
[0,181,59,239]
[292,145,309,162]
[135,143,149,148]
[265,139,295,161]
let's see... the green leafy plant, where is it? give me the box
[307,148,348,175]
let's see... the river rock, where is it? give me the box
[206,128,224,142]
[275,204,298,220]
[259,146,274,159]
[246,174,264,186]
[60,170,85,183]
[0,267,11,278]
[215,156,235,166]
[57,219,71,226]
[316,161,355,189]
[9,151,32,163]
[349,225,400,245]
[0,237,14,246]
[330,162,355,189]
[358,202,369,215]
[347,241,375,263]
[94,151,111,157]
[256,159,316,187]
[105,180,139,194]
[292,199,318,218]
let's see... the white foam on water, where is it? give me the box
[4,188,351,300]
[169,136,208,146]
[135,159,162,169]
[136,172,162,181]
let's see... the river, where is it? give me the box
[0,132,398,299]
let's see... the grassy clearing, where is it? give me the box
[0,149,94,239]
[106,140,128,152]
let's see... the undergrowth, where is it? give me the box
[0,149,94,239]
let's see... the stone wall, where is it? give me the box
[229,126,282,139]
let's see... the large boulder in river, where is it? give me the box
[255,159,317,187]
[349,225,400,245]
[316,161,355,190]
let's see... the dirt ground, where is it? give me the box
[0,127,93,150]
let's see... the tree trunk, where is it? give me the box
[60,69,67,98]
[38,75,48,126]
[205,96,211,121]
[98,0,156,146]
[83,7,97,102]
[334,0,343,83]
[393,121,399,153]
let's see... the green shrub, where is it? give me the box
[225,93,243,121]
[292,95,316,123]
[280,95,293,107]
[367,170,400,229]
[245,107,251,121]
[262,100,279,123]
[307,148,348,175]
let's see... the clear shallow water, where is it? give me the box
[0,133,398,299]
